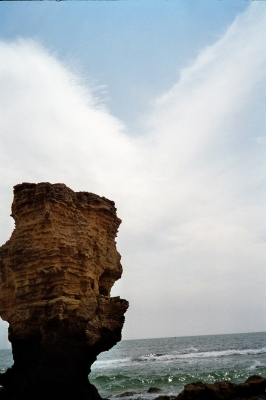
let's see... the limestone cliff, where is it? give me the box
[0,183,128,400]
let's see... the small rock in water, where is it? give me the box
[147,387,162,393]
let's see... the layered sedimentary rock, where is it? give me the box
[0,183,128,400]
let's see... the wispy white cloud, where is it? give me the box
[0,4,266,343]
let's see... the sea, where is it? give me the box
[0,332,265,399]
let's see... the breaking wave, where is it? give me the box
[94,346,266,368]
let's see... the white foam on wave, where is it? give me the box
[119,347,266,362]
[92,357,131,369]
[248,360,265,370]
[157,347,265,361]
[109,392,175,400]
[92,347,266,369]
[181,347,266,359]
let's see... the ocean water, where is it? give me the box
[0,332,265,399]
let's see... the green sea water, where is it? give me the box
[90,332,266,398]
[0,332,265,399]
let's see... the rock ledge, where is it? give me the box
[174,375,266,400]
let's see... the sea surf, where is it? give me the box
[0,331,265,399]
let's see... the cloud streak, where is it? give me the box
[0,4,266,343]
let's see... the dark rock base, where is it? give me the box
[0,333,103,400]
[0,384,101,400]
[175,376,266,400]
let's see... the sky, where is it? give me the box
[0,0,266,348]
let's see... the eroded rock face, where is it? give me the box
[0,183,128,400]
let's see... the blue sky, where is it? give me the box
[0,1,266,347]
[0,1,248,131]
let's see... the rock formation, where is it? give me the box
[0,183,129,400]
[174,375,266,400]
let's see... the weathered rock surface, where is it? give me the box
[175,375,266,400]
[0,182,128,400]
